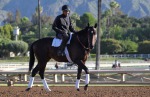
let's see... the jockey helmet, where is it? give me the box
[62,5,70,11]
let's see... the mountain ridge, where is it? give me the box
[0,0,150,24]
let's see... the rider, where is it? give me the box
[52,5,77,56]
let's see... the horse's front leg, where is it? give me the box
[75,60,90,91]
[76,66,82,91]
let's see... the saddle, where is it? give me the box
[51,33,73,62]
[52,33,73,47]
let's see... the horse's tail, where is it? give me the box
[29,43,35,72]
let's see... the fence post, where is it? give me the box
[61,74,65,82]
[24,74,27,81]
[54,74,58,83]
[121,73,126,82]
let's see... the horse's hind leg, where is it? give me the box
[26,64,40,91]
[39,62,51,92]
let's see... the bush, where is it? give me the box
[138,40,150,54]
[7,40,28,56]
[0,38,11,57]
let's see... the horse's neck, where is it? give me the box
[75,31,88,46]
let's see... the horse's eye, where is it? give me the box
[91,31,93,34]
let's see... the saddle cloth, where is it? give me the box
[52,33,73,62]
[52,33,72,47]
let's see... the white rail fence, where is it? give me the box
[100,54,150,58]
[0,61,150,71]
[0,70,150,85]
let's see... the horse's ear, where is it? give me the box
[87,23,90,27]
[94,23,97,28]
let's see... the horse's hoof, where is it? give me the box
[25,88,31,91]
[84,84,88,91]
[77,89,80,91]
[45,88,51,92]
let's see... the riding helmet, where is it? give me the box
[62,5,70,11]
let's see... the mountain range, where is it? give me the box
[0,0,150,25]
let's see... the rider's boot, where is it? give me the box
[57,38,68,56]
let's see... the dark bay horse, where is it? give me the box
[26,23,97,92]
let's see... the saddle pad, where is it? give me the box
[65,47,73,62]
[52,33,73,47]
[51,33,73,62]
[52,38,62,47]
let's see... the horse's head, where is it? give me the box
[85,23,97,50]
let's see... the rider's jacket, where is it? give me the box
[52,14,76,37]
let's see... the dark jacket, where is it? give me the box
[52,14,76,37]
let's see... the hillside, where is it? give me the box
[0,0,150,24]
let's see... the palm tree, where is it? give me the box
[104,9,111,27]
[109,1,120,16]
[71,13,80,27]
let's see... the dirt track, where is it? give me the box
[0,86,150,97]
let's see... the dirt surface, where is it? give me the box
[0,86,150,97]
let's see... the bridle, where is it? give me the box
[77,28,92,51]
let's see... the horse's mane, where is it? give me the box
[75,27,87,35]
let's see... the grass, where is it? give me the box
[0,56,145,63]
[0,56,29,62]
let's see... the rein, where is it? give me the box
[76,30,91,51]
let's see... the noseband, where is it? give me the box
[77,29,92,51]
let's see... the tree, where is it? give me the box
[138,41,150,54]
[76,12,96,28]
[139,17,150,28]
[71,13,80,27]
[0,38,11,57]
[35,5,43,13]
[22,31,37,46]
[0,24,13,39]
[3,12,14,24]
[41,14,53,26]
[21,17,30,24]
[15,9,21,25]
[101,9,112,38]
[124,28,150,42]
[103,9,112,27]
[109,1,120,16]
[19,17,32,35]
[109,25,123,40]
[0,27,4,38]
[120,40,138,53]
[101,39,122,54]
[32,5,43,25]
[31,12,38,25]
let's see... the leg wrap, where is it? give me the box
[42,79,49,89]
[85,74,90,85]
[42,79,51,91]
[75,79,80,89]
[28,77,34,88]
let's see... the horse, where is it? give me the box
[26,23,97,92]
